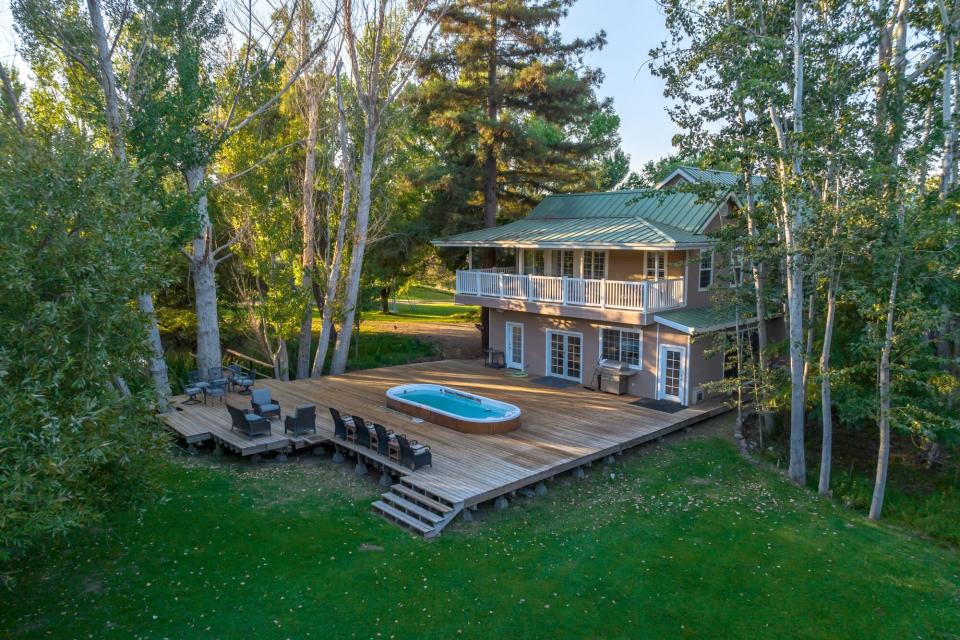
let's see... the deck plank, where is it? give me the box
[161,359,727,506]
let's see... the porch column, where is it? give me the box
[468,247,473,270]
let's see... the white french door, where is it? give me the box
[658,345,686,404]
[505,322,524,369]
[547,330,582,382]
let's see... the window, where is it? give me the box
[645,251,666,279]
[524,249,545,275]
[698,249,714,290]
[583,250,606,279]
[599,327,641,367]
[551,250,575,277]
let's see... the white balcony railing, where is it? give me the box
[455,270,685,313]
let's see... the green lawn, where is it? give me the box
[364,284,479,324]
[3,437,958,639]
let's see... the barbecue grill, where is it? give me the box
[596,359,638,395]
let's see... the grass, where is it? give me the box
[333,327,441,370]
[362,283,480,324]
[3,436,959,639]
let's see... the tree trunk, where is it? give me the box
[479,12,499,352]
[744,177,774,435]
[138,293,171,411]
[312,72,352,377]
[295,0,320,380]
[818,268,838,495]
[380,286,390,313]
[870,206,904,521]
[0,63,25,133]
[330,127,377,375]
[803,290,816,392]
[185,165,223,377]
[275,338,290,382]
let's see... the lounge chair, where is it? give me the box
[329,408,352,440]
[396,434,432,470]
[205,378,228,403]
[284,405,317,435]
[226,364,255,394]
[349,415,372,448]
[227,403,271,438]
[370,423,394,456]
[251,388,281,420]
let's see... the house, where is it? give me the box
[432,167,784,406]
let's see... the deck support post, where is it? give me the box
[213,444,224,457]
[604,455,616,465]
[494,496,509,510]
[187,443,198,455]
[332,447,346,464]
[354,460,368,476]
[535,482,548,496]
[379,472,393,487]
[250,453,262,463]
[461,508,473,522]
[312,445,324,456]
[573,467,586,479]
[275,450,288,462]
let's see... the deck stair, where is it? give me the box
[372,479,462,538]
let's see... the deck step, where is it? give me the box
[382,494,444,524]
[399,478,456,508]
[390,484,454,514]
[371,501,434,535]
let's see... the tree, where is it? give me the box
[0,124,169,558]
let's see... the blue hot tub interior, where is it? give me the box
[399,388,509,420]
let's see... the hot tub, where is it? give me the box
[386,384,521,434]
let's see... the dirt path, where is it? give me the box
[363,321,482,360]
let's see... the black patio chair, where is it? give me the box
[187,369,210,392]
[208,367,228,386]
[396,434,432,471]
[227,403,271,438]
[204,378,228,404]
[226,363,255,394]
[329,408,354,440]
[251,388,281,420]
[284,405,317,435]
[370,423,394,456]
[349,415,372,448]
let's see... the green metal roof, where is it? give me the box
[433,189,726,249]
[660,166,766,190]
[654,305,758,335]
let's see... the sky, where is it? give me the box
[0,0,677,172]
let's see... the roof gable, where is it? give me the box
[657,166,766,190]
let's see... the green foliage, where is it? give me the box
[2,437,958,637]
[0,126,170,561]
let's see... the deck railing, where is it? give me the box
[455,270,686,312]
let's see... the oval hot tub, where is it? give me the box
[386,384,521,434]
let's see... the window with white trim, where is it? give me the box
[551,250,575,277]
[599,327,642,367]
[524,249,545,275]
[698,249,714,290]
[645,251,666,279]
[583,250,606,279]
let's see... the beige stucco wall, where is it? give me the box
[490,310,722,404]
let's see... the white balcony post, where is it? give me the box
[642,281,649,312]
[474,270,481,296]
[561,276,567,305]
[498,272,504,298]
[527,275,534,302]
[600,279,606,308]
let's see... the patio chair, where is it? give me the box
[370,423,394,456]
[187,369,210,391]
[226,364,255,394]
[396,434,432,471]
[208,367,228,386]
[251,388,281,420]
[349,415,372,448]
[227,403,271,438]
[329,408,352,440]
[181,377,203,405]
[284,405,317,435]
[204,378,228,404]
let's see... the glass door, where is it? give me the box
[658,345,686,403]
[548,331,582,381]
[506,322,524,369]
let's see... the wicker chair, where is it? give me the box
[396,434,432,470]
[251,388,281,420]
[349,415,372,448]
[329,408,352,440]
[227,403,271,438]
[284,405,317,435]
[370,423,394,456]
[204,378,228,404]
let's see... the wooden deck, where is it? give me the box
[162,359,727,508]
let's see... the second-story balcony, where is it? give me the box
[455,268,686,314]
